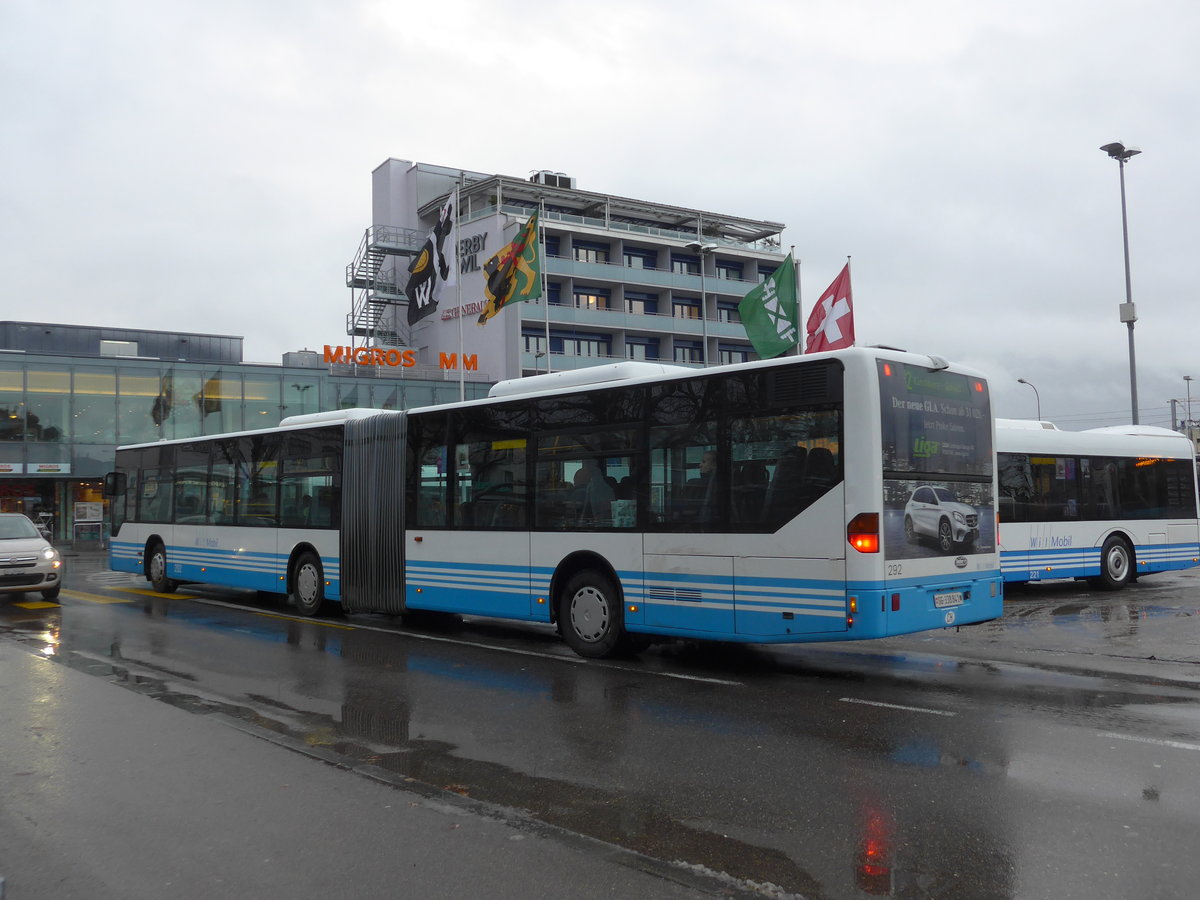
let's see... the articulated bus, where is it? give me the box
[107,348,1003,658]
[996,419,1200,589]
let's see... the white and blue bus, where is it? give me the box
[107,348,1003,658]
[997,419,1200,589]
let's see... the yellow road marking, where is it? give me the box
[13,600,59,609]
[117,587,199,600]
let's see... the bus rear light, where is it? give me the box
[847,513,880,553]
[891,593,900,612]
[849,597,858,614]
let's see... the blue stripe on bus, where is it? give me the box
[113,542,1002,640]
[109,540,341,598]
[1001,543,1200,581]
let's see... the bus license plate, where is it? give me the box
[934,591,964,608]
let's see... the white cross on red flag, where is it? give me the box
[805,263,854,353]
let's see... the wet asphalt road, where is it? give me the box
[3,553,1200,899]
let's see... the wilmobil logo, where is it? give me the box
[954,556,968,568]
[323,346,478,370]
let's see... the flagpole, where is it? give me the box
[791,245,801,356]
[540,197,551,374]
[846,255,853,347]
[455,183,465,401]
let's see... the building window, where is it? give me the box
[624,247,656,270]
[626,339,659,361]
[574,241,610,264]
[553,335,611,358]
[718,347,751,365]
[672,299,701,320]
[715,261,743,280]
[717,303,741,324]
[758,266,777,283]
[547,282,562,305]
[523,333,547,354]
[673,342,703,363]
[671,256,700,275]
[544,235,561,257]
[573,290,610,311]
[626,291,659,316]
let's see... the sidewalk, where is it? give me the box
[0,642,738,900]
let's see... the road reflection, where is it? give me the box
[5,569,1200,898]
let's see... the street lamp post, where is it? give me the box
[1186,375,1194,437]
[1017,378,1041,421]
[1100,141,1142,424]
[686,240,718,367]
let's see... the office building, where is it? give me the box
[346,160,789,381]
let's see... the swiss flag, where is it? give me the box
[805,263,854,353]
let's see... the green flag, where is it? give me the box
[738,253,798,359]
[478,210,542,324]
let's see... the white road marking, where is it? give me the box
[1101,732,1200,752]
[839,697,956,716]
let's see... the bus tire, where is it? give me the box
[937,519,954,553]
[559,569,628,659]
[149,543,177,593]
[1092,536,1133,591]
[291,551,329,616]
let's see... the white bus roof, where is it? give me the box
[996,418,1195,458]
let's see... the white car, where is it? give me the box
[0,513,63,601]
[903,486,979,553]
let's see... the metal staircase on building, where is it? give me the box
[345,225,425,346]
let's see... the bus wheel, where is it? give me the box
[291,551,329,616]
[560,569,626,659]
[1092,536,1133,591]
[149,543,177,593]
[937,519,954,553]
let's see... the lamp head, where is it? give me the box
[1100,142,1142,162]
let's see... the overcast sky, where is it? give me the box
[3,0,1197,430]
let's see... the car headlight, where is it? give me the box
[41,547,59,561]
[952,511,965,524]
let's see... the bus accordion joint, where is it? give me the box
[847,513,880,553]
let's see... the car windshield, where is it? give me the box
[0,517,40,540]
[933,488,958,503]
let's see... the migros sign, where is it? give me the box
[323,345,478,371]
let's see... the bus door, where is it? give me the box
[406,428,532,619]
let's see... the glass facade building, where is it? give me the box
[0,322,487,546]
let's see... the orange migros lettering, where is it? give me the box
[438,353,478,370]
[323,345,459,368]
